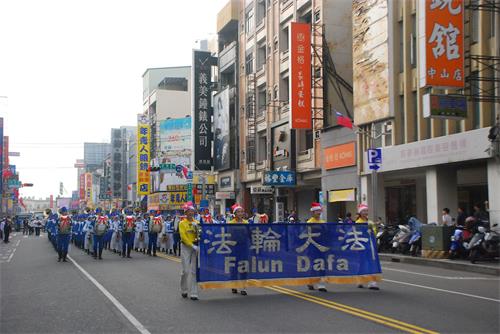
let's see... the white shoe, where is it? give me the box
[368,281,380,290]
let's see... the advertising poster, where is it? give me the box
[213,88,230,170]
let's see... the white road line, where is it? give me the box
[68,256,151,334]
[23,236,28,238]
[383,278,500,303]
[7,248,16,262]
[16,240,20,247]
[382,267,500,280]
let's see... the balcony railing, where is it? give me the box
[219,41,237,73]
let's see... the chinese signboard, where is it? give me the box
[250,186,274,194]
[79,173,85,200]
[160,117,192,169]
[289,22,312,129]
[419,0,464,88]
[84,173,93,203]
[197,223,382,289]
[193,50,216,170]
[137,114,151,196]
[323,142,356,170]
[263,171,296,187]
[423,93,467,119]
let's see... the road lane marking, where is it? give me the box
[16,240,20,247]
[382,267,500,280]
[267,285,437,334]
[7,248,16,262]
[383,279,500,303]
[68,255,151,334]
[157,252,437,333]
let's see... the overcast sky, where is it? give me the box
[0,0,227,199]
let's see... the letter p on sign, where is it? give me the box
[367,149,382,164]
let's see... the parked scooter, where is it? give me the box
[464,223,500,263]
[449,226,466,259]
[376,223,398,252]
[391,224,412,254]
[407,216,423,256]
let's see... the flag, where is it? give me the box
[336,111,353,129]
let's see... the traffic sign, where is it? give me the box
[367,149,382,171]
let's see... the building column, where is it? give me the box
[416,177,427,223]
[426,166,458,224]
[360,173,385,222]
[487,159,500,232]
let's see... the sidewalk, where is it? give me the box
[379,253,500,276]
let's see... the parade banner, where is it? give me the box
[137,114,151,196]
[198,223,382,289]
[0,118,3,194]
[289,22,312,129]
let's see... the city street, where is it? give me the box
[1,232,499,334]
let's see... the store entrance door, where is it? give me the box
[385,185,416,225]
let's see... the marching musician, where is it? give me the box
[228,203,248,296]
[110,213,122,254]
[93,208,109,260]
[83,210,95,256]
[148,211,163,256]
[56,207,72,262]
[122,208,136,258]
[179,201,199,300]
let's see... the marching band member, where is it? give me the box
[93,208,109,260]
[110,213,122,254]
[307,202,327,292]
[83,211,95,256]
[355,204,380,291]
[122,208,136,258]
[56,207,72,262]
[228,203,248,296]
[179,201,199,300]
[201,208,214,224]
[164,215,175,254]
[134,213,147,253]
[148,211,163,256]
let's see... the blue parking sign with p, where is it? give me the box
[367,149,382,164]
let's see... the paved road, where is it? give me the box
[1,232,499,334]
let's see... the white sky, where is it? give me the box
[0,0,227,199]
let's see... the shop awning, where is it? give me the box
[328,189,356,202]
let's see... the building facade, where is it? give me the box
[237,0,353,222]
[353,0,499,225]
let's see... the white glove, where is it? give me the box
[192,245,199,252]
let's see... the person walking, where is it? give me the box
[356,204,380,290]
[442,208,454,227]
[228,203,249,295]
[122,209,136,258]
[148,211,163,256]
[179,202,199,300]
[93,208,109,260]
[56,207,72,262]
[3,217,12,243]
[306,203,327,292]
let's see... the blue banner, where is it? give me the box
[198,223,382,289]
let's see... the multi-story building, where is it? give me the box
[83,143,111,172]
[214,0,241,214]
[353,0,499,225]
[238,0,354,221]
[109,126,136,207]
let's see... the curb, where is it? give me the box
[379,253,500,276]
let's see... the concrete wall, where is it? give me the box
[142,67,191,101]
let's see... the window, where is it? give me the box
[471,1,479,44]
[280,76,289,102]
[410,15,416,68]
[256,0,266,25]
[399,21,404,73]
[373,122,383,148]
[246,10,255,34]
[280,26,289,52]
[305,130,313,150]
[490,10,496,38]
[314,10,321,22]
[245,52,254,74]
[258,133,267,162]
[472,71,480,129]
[257,44,266,70]
[412,92,418,141]
[257,88,266,117]
[398,95,405,144]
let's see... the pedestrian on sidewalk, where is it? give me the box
[3,217,12,243]
[179,201,199,300]
[442,208,454,226]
